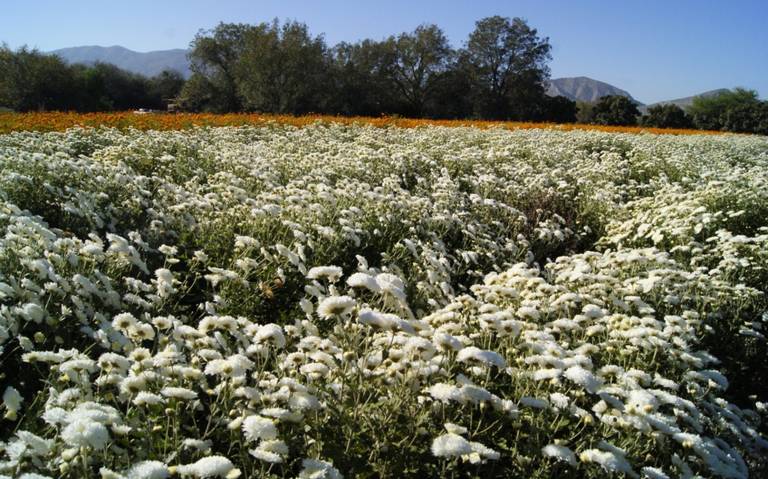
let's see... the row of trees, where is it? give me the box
[179,18,576,121]
[2,17,766,134]
[0,45,185,112]
[574,89,768,134]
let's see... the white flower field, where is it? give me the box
[0,124,767,478]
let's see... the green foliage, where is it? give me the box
[641,104,693,129]
[591,95,640,126]
[0,44,184,112]
[688,88,768,134]
[236,20,330,114]
[183,22,251,112]
[575,101,595,124]
[538,95,577,123]
[463,16,552,120]
[382,24,454,117]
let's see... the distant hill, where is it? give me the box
[51,46,191,78]
[546,76,643,105]
[645,89,730,110]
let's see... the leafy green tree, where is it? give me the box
[0,45,79,111]
[424,63,474,119]
[236,20,330,114]
[148,70,186,109]
[721,100,768,135]
[641,104,693,129]
[382,24,454,117]
[575,100,596,124]
[688,88,765,133]
[185,22,252,112]
[538,95,577,123]
[463,16,552,119]
[329,40,398,116]
[591,95,640,126]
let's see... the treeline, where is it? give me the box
[0,45,185,112]
[2,17,766,134]
[575,90,768,134]
[178,17,575,121]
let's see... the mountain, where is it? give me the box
[645,89,730,110]
[51,46,191,78]
[546,76,643,105]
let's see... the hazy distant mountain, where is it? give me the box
[546,76,643,105]
[645,89,730,110]
[51,46,191,78]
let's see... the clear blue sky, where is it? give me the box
[3,0,766,103]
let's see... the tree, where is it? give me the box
[148,70,186,109]
[329,40,398,116]
[0,45,79,111]
[424,63,474,119]
[185,22,252,112]
[382,24,454,117]
[575,101,595,124]
[721,100,768,135]
[591,95,640,126]
[641,104,693,129]
[463,16,551,119]
[688,88,765,132]
[236,20,330,114]
[539,95,577,123]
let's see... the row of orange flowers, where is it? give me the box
[0,111,725,135]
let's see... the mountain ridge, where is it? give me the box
[545,76,643,105]
[644,89,730,110]
[51,45,192,78]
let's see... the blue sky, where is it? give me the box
[2,0,766,103]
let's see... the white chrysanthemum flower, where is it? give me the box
[242,415,278,442]
[154,268,176,298]
[3,386,23,420]
[125,460,170,479]
[432,332,463,351]
[317,295,356,318]
[288,391,321,411]
[249,439,289,463]
[549,392,570,410]
[468,441,500,462]
[563,366,602,393]
[582,304,605,318]
[306,266,343,282]
[20,302,46,323]
[61,419,110,449]
[542,444,577,466]
[427,383,462,403]
[346,272,381,292]
[431,433,472,457]
[517,306,540,320]
[16,430,53,456]
[358,309,413,333]
[298,458,343,479]
[456,346,506,368]
[641,466,670,479]
[255,323,286,348]
[112,312,139,334]
[579,449,635,477]
[176,456,240,478]
[161,387,198,400]
[133,391,165,406]
[626,389,659,414]
[375,273,407,302]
